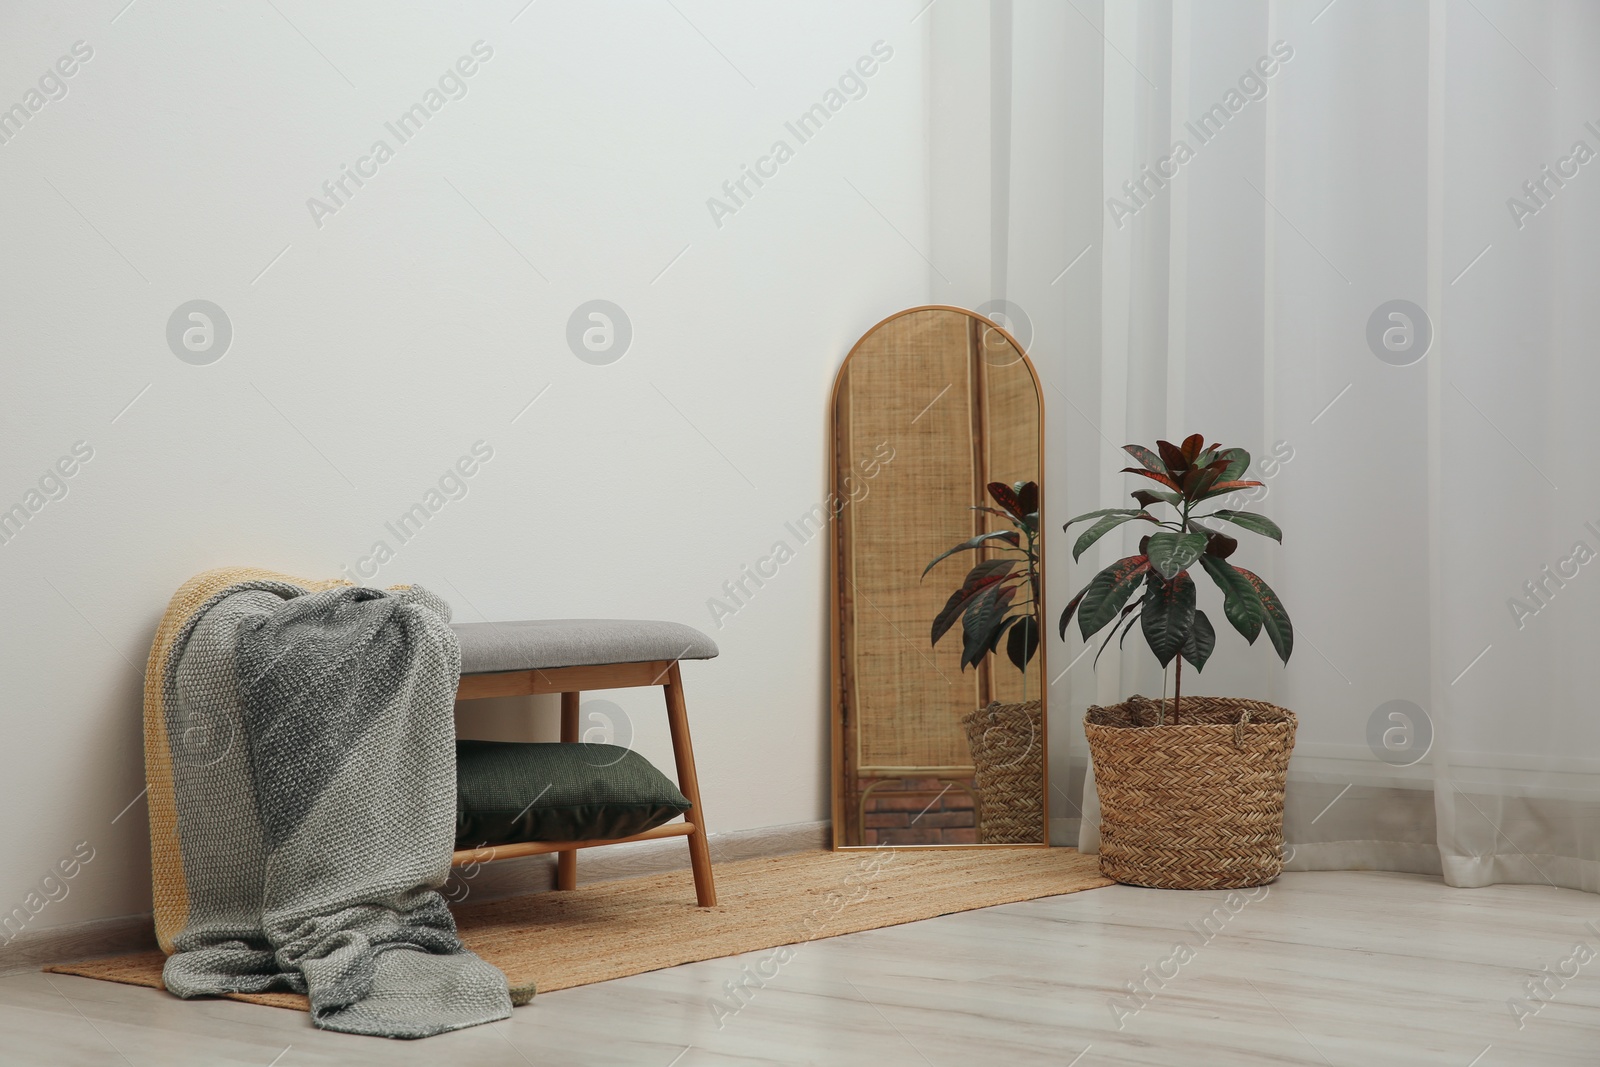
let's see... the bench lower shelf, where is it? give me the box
[451,821,697,867]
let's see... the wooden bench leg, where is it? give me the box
[663,662,717,907]
[557,691,579,891]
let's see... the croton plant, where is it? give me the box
[1059,435,1292,722]
[924,481,1041,675]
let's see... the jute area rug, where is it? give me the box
[47,848,1110,1012]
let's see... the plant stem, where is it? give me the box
[1173,492,1189,725]
[1173,652,1182,725]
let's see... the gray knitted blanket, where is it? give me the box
[152,576,511,1038]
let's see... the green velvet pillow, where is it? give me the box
[455,741,691,848]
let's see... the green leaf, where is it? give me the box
[1118,609,1143,649]
[1194,480,1265,503]
[922,530,1022,577]
[1005,616,1039,671]
[1075,555,1151,638]
[987,615,1017,654]
[1201,509,1283,543]
[1197,555,1264,643]
[973,613,1020,669]
[1140,573,1196,667]
[1064,507,1144,529]
[964,576,1016,633]
[1181,609,1216,671]
[1073,511,1157,561]
[1234,568,1293,663]
[1145,531,1208,580]
[960,583,1017,668]
[1217,448,1251,483]
[1095,601,1140,668]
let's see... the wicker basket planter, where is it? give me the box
[1085,694,1296,889]
[961,700,1043,844]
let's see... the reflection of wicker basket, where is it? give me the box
[960,700,1043,844]
[1085,695,1296,889]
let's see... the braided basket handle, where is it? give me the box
[1234,708,1254,749]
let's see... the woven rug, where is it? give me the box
[48,848,1110,1011]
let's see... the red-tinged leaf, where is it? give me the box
[1156,439,1188,473]
[1188,468,1221,499]
[932,560,1017,645]
[1058,585,1088,639]
[1181,466,1222,498]
[1014,481,1039,518]
[961,557,1018,586]
[1131,490,1163,508]
[1123,467,1181,491]
[1181,433,1205,461]
[1123,444,1168,476]
[987,482,1023,519]
[1189,520,1238,559]
[1077,555,1152,638]
[1234,567,1293,663]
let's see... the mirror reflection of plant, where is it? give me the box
[1058,435,1293,724]
[924,481,1041,696]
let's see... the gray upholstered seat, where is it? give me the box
[453,620,719,675]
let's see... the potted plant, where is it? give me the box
[1060,435,1295,888]
[924,480,1042,843]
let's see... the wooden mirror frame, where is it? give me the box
[828,305,1048,851]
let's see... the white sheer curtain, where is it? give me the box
[1027,0,1600,891]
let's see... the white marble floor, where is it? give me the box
[4,870,1598,1066]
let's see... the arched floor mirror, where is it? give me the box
[830,306,1047,849]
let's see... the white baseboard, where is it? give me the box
[1,819,831,974]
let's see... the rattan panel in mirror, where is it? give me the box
[829,306,1047,849]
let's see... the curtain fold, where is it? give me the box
[1046,0,1600,892]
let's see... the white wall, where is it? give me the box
[0,0,932,932]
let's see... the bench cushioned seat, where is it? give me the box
[455,741,690,847]
[452,619,718,674]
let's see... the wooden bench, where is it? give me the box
[449,620,718,907]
